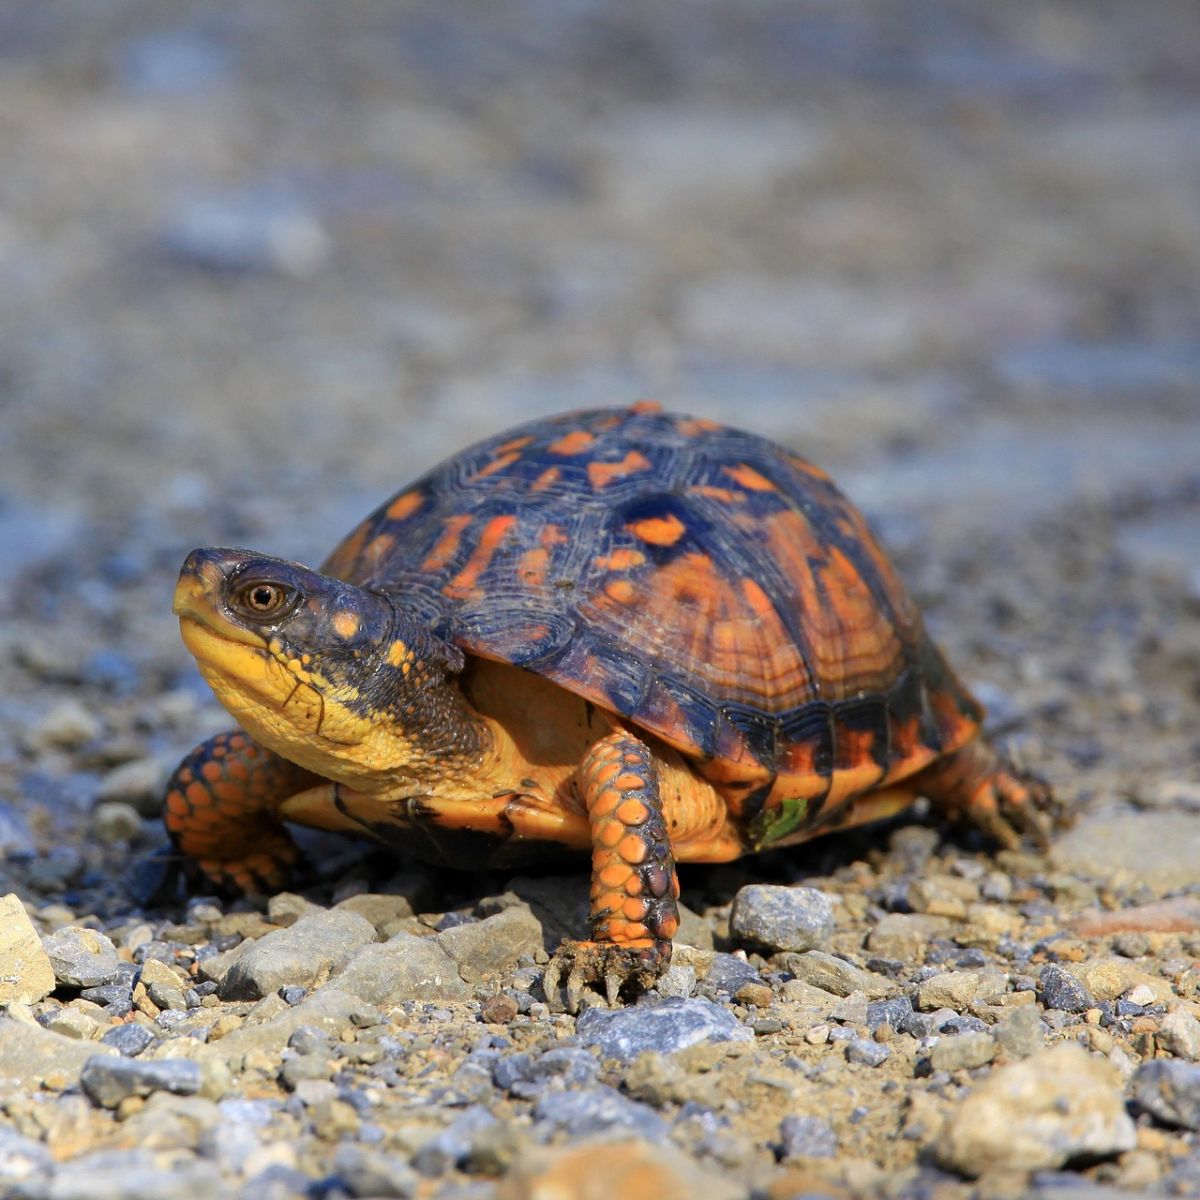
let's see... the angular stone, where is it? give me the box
[916,971,980,1012]
[42,926,121,989]
[0,894,55,1004]
[1131,1060,1200,1131]
[80,1055,202,1108]
[1037,962,1095,1013]
[531,1086,667,1140]
[937,1044,1136,1176]
[929,1033,996,1072]
[993,1003,1046,1059]
[779,1115,838,1159]
[845,1038,890,1067]
[729,885,835,953]
[0,1016,118,1088]
[866,912,949,960]
[436,908,544,982]
[332,933,470,1004]
[219,908,377,1000]
[781,951,893,998]
[576,997,752,1063]
[1160,1008,1200,1062]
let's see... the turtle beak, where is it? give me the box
[173,548,269,648]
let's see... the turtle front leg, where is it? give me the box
[543,730,680,1012]
[164,730,321,894]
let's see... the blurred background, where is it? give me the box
[1,1,1198,883]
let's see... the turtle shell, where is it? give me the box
[322,404,983,814]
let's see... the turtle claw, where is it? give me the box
[542,939,669,1014]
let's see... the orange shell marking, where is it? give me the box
[723,463,777,491]
[385,491,424,521]
[445,514,516,596]
[587,451,652,490]
[627,513,686,546]
[548,430,595,456]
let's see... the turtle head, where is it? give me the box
[173,548,468,784]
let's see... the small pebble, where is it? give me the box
[91,801,143,844]
[480,994,519,1024]
[845,1038,890,1067]
[42,927,121,989]
[80,1055,202,1108]
[779,1114,838,1159]
[31,700,100,749]
[1037,963,1095,1013]
[729,885,835,953]
[99,1024,156,1057]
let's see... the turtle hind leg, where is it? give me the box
[914,737,1059,851]
[163,730,320,895]
[543,730,680,1012]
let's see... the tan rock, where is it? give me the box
[1067,958,1174,1005]
[938,1043,1136,1177]
[0,894,55,1005]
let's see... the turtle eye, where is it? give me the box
[229,579,297,622]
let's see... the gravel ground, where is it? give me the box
[2,2,1200,1198]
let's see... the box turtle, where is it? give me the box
[167,402,1056,1006]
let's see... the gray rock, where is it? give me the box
[0,893,55,1003]
[576,997,752,1063]
[929,1032,996,1072]
[436,907,543,982]
[938,1043,1136,1176]
[729,884,835,953]
[162,191,331,277]
[656,963,696,998]
[866,912,949,959]
[0,1126,53,1185]
[219,908,377,1000]
[1131,1060,1200,1131]
[333,892,416,935]
[779,1115,838,1159]
[532,1085,667,1140]
[866,996,913,1031]
[993,1003,1046,1058]
[96,757,168,815]
[1159,1008,1200,1062]
[100,1023,156,1056]
[781,951,894,998]
[0,1015,118,1087]
[829,990,869,1025]
[413,1105,498,1176]
[91,801,144,843]
[32,699,101,749]
[1037,963,1095,1013]
[80,1055,202,1108]
[845,1038,890,1067]
[42,926,121,989]
[40,1149,224,1200]
[700,952,763,996]
[1051,813,1200,891]
[332,933,471,1004]
[332,1143,417,1197]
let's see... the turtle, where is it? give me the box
[166,401,1056,1006]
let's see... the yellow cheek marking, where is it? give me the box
[386,640,410,667]
[333,611,361,639]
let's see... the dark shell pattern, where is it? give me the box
[322,405,983,811]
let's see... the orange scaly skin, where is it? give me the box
[163,731,316,893]
[543,731,682,1007]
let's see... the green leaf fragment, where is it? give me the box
[749,796,809,849]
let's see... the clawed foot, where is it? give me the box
[542,939,669,1013]
[967,768,1063,852]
